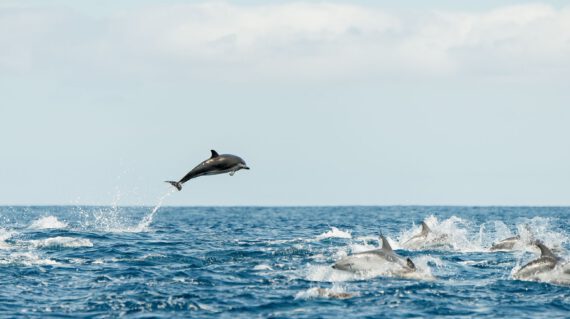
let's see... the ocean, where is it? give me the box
[0,205,569,318]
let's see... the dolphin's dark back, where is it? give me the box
[179,152,247,183]
[166,150,249,191]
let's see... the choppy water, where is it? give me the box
[0,206,569,318]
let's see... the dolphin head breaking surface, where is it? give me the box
[166,150,250,191]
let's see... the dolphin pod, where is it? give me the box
[330,221,569,286]
[166,150,249,191]
[163,153,569,286]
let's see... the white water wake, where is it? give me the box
[134,189,176,232]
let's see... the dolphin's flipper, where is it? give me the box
[380,235,393,252]
[229,171,235,176]
[165,181,182,191]
[210,150,219,158]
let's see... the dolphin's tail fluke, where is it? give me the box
[165,181,182,191]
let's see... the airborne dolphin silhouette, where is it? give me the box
[165,150,250,191]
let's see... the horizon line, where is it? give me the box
[1,204,570,208]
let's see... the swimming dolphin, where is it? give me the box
[332,235,416,275]
[404,222,431,244]
[402,221,448,249]
[490,235,521,251]
[513,241,561,280]
[165,150,249,191]
[314,288,354,299]
[490,225,533,251]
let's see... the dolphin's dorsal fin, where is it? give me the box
[380,235,393,252]
[421,222,431,235]
[210,150,219,158]
[536,242,556,258]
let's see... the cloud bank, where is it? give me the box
[1,2,569,81]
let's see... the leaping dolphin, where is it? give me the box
[165,150,250,191]
[513,241,561,280]
[332,235,416,275]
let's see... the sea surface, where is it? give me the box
[0,204,569,318]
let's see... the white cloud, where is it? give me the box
[1,2,569,81]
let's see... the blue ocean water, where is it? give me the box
[0,205,569,318]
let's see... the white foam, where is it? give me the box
[0,228,13,249]
[295,285,357,299]
[253,264,273,271]
[315,227,352,241]
[134,189,175,232]
[484,217,567,253]
[0,252,59,266]
[26,237,93,249]
[28,216,68,230]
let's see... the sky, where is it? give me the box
[1,0,569,206]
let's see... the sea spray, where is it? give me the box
[135,189,176,231]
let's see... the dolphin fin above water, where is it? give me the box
[536,241,558,259]
[514,241,561,280]
[420,222,431,236]
[380,235,415,269]
[380,235,393,252]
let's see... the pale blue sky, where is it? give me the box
[1,1,569,206]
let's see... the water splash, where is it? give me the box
[28,216,68,230]
[134,189,175,232]
[295,285,357,299]
[315,227,352,241]
[397,215,483,252]
[0,228,13,249]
